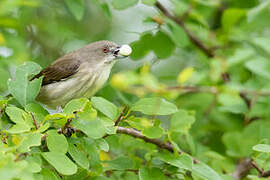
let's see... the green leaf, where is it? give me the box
[245,57,270,79]
[44,113,67,126]
[218,93,247,114]
[130,33,153,60]
[8,62,42,107]
[170,109,195,133]
[248,1,270,21]
[227,48,255,67]
[68,142,89,169]
[152,31,175,59]
[36,122,50,133]
[92,177,111,180]
[139,167,165,180]
[6,106,29,124]
[6,106,33,133]
[68,99,105,139]
[100,3,112,19]
[253,144,270,153]
[100,116,117,135]
[82,138,101,167]
[42,152,77,175]
[96,139,109,152]
[167,20,190,48]
[222,8,246,32]
[142,0,157,6]
[111,0,138,10]
[158,152,193,170]
[64,98,93,115]
[40,168,61,180]
[192,162,222,180]
[25,154,42,173]
[131,97,178,115]
[46,130,68,154]
[104,156,135,170]
[18,132,42,152]
[142,125,164,139]
[7,123,31,134]
[91,96,118,120]
[72,118,106,139]
[126,117,151,130]
[64,0,85,20]
[222,121,270,157]
[25,103,49,124]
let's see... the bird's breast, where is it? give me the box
[37,62,114,108]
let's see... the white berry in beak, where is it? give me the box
[119,44,132,56]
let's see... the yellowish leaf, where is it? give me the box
[110,73,127,90]
[12,135,21,145]
[100,150,111,161]
[177,67,194,84]
[0,33,5,45]
[140,63,150,74]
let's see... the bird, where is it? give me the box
[31,40,132,110]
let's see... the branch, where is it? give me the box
[166,85,270,97]
[232,159,253,180]
[116,127,199,164]
[114,106,128,126]
[155,1,216,58]
[116,127,174,153]
[251,161,270,178]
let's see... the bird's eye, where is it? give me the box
[102,46,109,53]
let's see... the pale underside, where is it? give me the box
[36,61,115,109]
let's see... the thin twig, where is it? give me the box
[167,85,270,97]
[251,161,270,177]
[103,107,128,138]
[30,112,39,129]
[180,3,193,21]
[166,85,218,94]
[155,1,216,58]
[240,92,251,109]
[114,106,128,126]
[105,169,174,178]
[204,93,217,117]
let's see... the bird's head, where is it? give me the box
[80,40,132,64]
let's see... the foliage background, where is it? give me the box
[0,0,270,180]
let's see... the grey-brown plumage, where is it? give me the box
[33,40,131,109]
[32,55,81,85]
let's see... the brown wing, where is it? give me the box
[32,55,81,86]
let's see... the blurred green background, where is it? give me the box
[1,0,270,179]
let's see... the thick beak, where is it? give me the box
[113,44,132,58]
